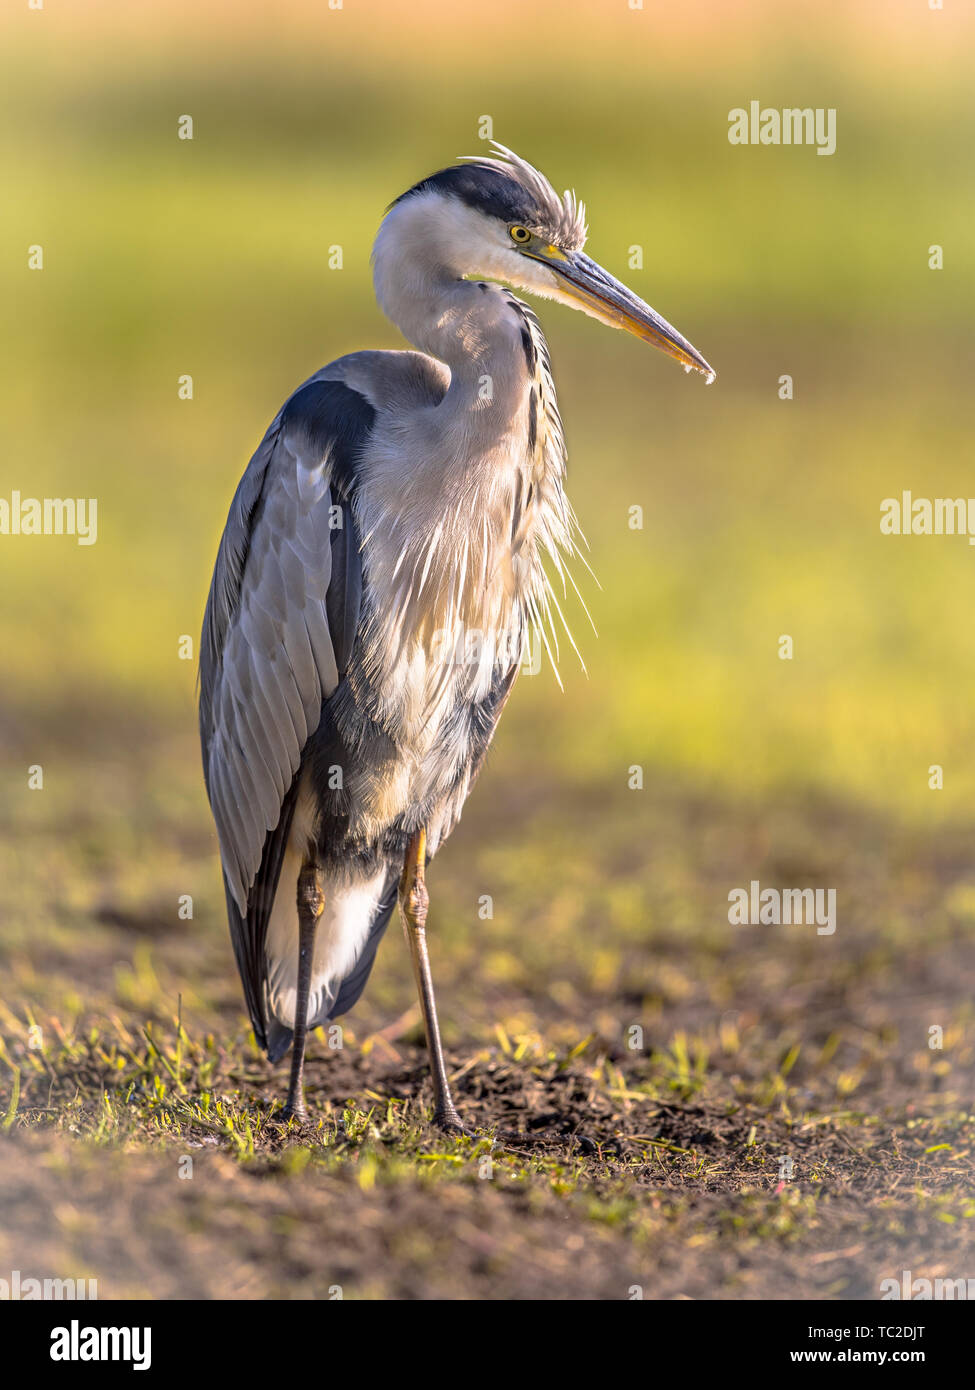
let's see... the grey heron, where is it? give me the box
[199,144,714,1130]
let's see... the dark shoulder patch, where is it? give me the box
[325,496,362,677]
[280,379,376,499]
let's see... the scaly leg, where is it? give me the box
[400,828,466,1132]
[281,859,325,1123]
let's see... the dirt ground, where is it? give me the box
[1,737,973,1301]
[1,1043,972,1301]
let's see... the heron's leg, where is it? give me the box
[399,828,464,1132]
[281,859,325,1123]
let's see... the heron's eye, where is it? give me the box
[509,225,532,244]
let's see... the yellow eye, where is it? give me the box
[509,225,532,244]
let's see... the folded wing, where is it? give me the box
[199,377,375,1045]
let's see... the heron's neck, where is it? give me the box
[367,207,578,673]
[373,231,531,443]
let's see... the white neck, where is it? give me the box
[372,193,542,436]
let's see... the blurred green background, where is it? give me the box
[1,0,973,848]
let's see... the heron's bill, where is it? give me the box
[530,249,716,384]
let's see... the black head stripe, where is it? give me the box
[392,165,543,233]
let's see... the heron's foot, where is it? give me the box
[433,1103,478,1139]
[278,1100,310,1127]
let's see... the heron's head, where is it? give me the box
[381,143,714,383]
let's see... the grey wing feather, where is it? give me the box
[224,777,300,1051]
[199,379,376,1043]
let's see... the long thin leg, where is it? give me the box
[399,828,465,1132]
[281,859,325,1123]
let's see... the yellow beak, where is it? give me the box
[527,248,716,383]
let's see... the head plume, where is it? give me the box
[391,142,588,252]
